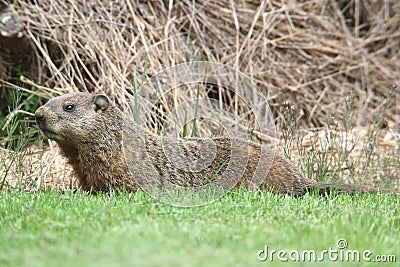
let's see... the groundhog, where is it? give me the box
[35,92,380,196]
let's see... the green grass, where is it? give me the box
[0,189,398,267]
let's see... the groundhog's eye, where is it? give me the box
[63,104,76,112]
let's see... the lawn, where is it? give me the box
[0,189,398,267]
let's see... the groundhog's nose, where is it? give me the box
[35,106,46,125]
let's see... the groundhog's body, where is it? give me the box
[35,92,376,196]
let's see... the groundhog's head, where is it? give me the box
[35,92,115,145]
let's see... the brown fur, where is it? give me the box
[35,92,382,196]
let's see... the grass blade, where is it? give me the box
[191,84,200,137]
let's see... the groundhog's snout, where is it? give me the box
[35,106,48,130]
[35,106,45,122]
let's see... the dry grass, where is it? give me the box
[2,0,399,125]
[0,0,399,191]
[1,144,75,191]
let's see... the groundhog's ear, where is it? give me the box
[93,94,110,113]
